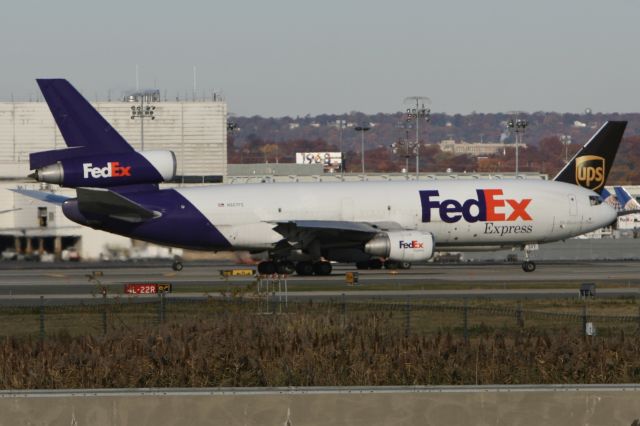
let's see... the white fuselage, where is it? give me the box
[175,179,616,251]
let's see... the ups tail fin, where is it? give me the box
[553,121,627,194]
[36,79,133,153]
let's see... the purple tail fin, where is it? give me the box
[36,79,133,152]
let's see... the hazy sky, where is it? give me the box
[2,0,639,117]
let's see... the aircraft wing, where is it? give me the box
[273,220,402,249]
[281,220,380,233]
[10,188,70,205]
[76,187,160,223]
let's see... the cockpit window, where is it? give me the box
[589,195,602,206]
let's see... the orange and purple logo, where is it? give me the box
[420,189,532,223]
[399,240,424,249]
[82,161,132,179]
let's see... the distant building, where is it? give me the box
[295,152,343,173]
[0,97,227,178]
[439,139,527,156]
[227,163,324,177]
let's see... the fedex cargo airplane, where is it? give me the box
[15,79,628,275]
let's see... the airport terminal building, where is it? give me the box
[0,94,227,259]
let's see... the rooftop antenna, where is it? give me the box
[193,66,197,101]
[403,96,431,179]
[135,65,139,91]
[506,110,527,178]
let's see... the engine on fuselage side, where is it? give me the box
[364,230,434,262]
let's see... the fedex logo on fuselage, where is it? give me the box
[419,189,532,223]
[399,240,424,249]
[82,162,131,179]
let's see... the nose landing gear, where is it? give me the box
[522,261,536,272]
[521,244,537,272]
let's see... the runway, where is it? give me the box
[0,260,639,305]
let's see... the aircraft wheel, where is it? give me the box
[258,261,277,275]
[355,261,369,270]
[172,261,183,272]
[276,261,295,275]
[522,261,536,273]
[295,261,314,276]
[313,261,332,276]
[398,262,412,270]
[368,258,383,270]
[384,260,400,270]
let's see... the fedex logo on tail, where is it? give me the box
[399,240,424,249]
[420,189,532,223]
[83,162,131,179]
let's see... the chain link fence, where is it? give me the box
[1,294,640,340]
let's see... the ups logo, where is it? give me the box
[575,155,605,190]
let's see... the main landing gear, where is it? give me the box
[258,260,332,276]
[171,260,183,271]
[356,259,412,270]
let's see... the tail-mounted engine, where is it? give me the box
[364,230,435,262]
[30,150,176,188]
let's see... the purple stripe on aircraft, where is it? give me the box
[63,188,231,250]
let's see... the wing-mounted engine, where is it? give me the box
[30,150,176,188]
[364,230,435,262]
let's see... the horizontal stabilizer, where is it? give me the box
[76,187,159,223]
[0,208,21,215]
[10,188,70,206]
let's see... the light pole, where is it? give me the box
[336,119,346,176]
[560,134,572,163]
[391,122,418,179]
[507,118,528,177]
[404,96,431,179]
[354,123,370,177]
[130,91,156,151]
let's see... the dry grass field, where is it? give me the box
[0,297,639,388]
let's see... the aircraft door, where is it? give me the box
[567,193,583,233]
[568,194,578,216]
